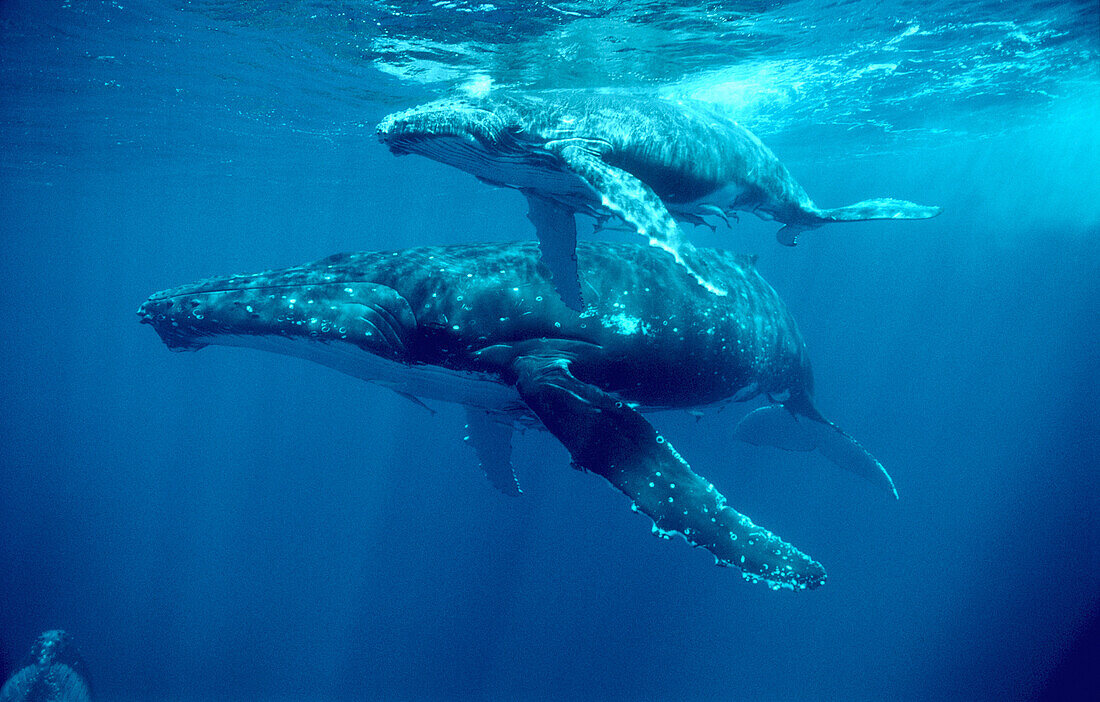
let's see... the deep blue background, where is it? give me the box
[2,1,1098,700]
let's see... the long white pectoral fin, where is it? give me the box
[555,144,726,297]
[735,404,898,498]
[463,406,521,496]
[525,194,584,311]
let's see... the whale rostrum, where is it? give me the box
[140,241,898,591]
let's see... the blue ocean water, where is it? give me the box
[1,0,1098,699]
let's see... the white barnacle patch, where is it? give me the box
[651,524,674,540]
[601,312,649,337]
[739,569,798,592]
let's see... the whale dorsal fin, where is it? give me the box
[463,407,521,496]
[511,354,825,590]
[524,194,584,311]
[550,143,727,298]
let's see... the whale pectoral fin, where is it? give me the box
[512,355,826,590]
[776,224,809,247]
[464,407,521,496]
[554,144,727,297]
[524,194,584,311]
[735,405,898,498]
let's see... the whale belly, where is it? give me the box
[204,334,526,412]
[667,181,753,217]
[412,136,594,199]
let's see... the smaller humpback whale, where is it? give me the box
[139,241,898,591]
[377,91,941,308]
[0,631,92,702]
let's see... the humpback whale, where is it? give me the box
[377,91,941,308]
[139,241,897,590]
[0,631,92,702]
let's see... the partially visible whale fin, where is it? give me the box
[464,407,521,496]
[735,404,898,499]
[778,199,941,246]
[553,143,728,298]
[513,354,826,590]
[734,405,817,452]
[1,630,92,702]
[776,224,810,247]
[395,390,436,415]
[525,194,584,311]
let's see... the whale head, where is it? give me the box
[377,97,513,154]
[138,259,416,363]
[376,97,569,189]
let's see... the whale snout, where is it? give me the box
[138,293,212,351]
[376,100,510,155]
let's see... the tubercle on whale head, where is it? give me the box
[137,295,211,351]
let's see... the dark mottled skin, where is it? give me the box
[140,241,832,590]
[143,241,810,412]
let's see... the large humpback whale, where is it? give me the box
[139,241,897,590]
[0,631,92,702]
[377,90,941,308]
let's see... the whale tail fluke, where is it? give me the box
[777,198,941,246]
[817,198,942,224]
[735,404,898,499]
